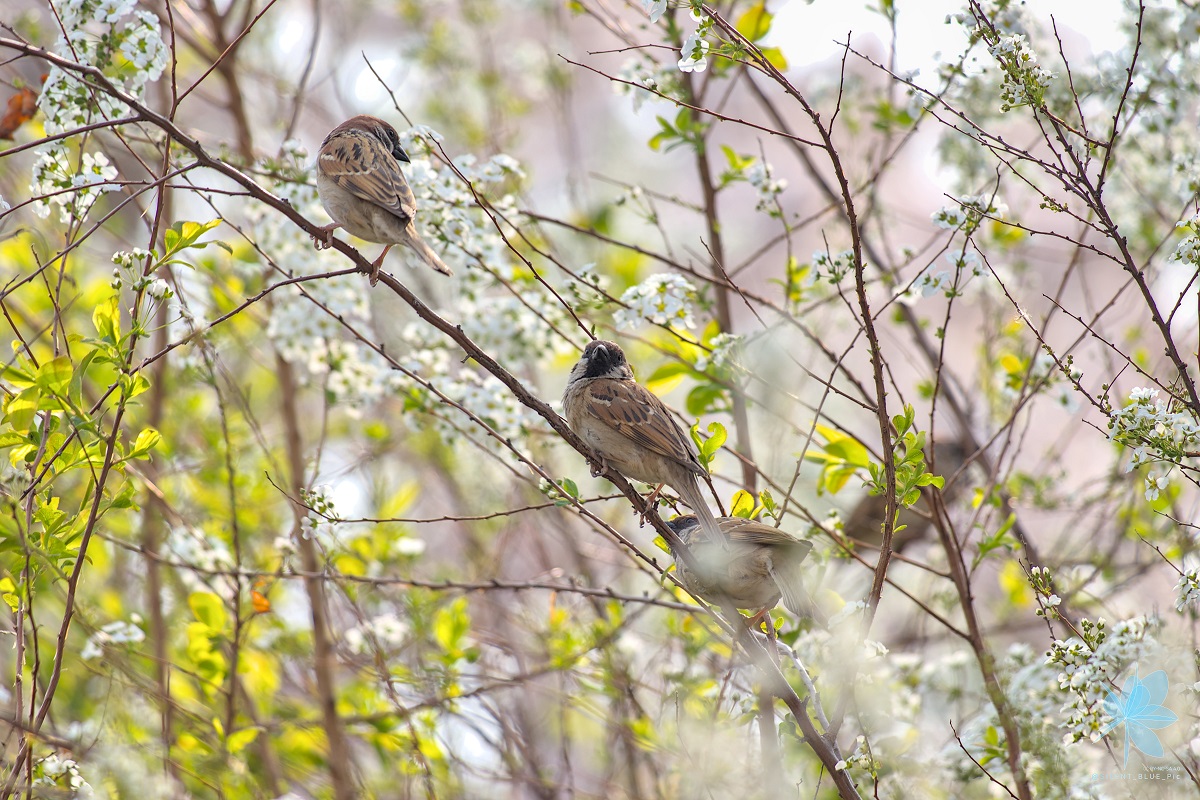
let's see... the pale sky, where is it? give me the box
[770,0,1129,74]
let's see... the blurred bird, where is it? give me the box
[842,438,969,552]
[562,340,723,544]
[665,515,814,626]
[312,114,451,285]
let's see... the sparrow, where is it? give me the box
[312,114,451,285]
[665,515,814,625]
[562,339,724,544]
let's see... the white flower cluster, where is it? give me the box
[911,249,984,300]
[81,617,145,659]
[1045,615,1157,745]
[166,526,235,598]
[1170,214,1200,267]
[299,484,339,541]
[30,147,119,222]
[746,159,786,212]
[450,369,537,443]
[253,131,556,457]
[0,463,33,499]
[808,249,855,286]
[833,735,875,773]
[32,1,168,220]
[613,272,697,330]
[265,272,405,414]
[678,10,713,73]
[394,127,523,272]
[1107,387,1200,493]
[614,58,681,111]
[31,1,166,220]
[345,612,409,655]
[1173,152,1200,198]
[694,332,743,373]
[931,194,1007,234]
[986,33,1053,111]
[1176,568,1200,612]
[35,754,94,798]
[49,0,167,95]
[564,263,609,312]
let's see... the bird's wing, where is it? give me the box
[721,518,813,557]
[319,133,417,219]
[583,378,705,475]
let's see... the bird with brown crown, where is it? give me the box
[312,114,451,285]
[562,339,724,544]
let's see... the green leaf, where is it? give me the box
[4,386,41,433]
[685,382,725,416]
[0,361,35,388]
[163,219,222,258]
[729,489,757,519]
[692,421,727,468]
[129,427,162,459]
[0,577,18,612]
[735,1,773,41]
[93,297,120,343]
[68,348,98,408]
[433,596,471,658]
[226,727,261,754]
[759,46,788,71]
[189,592,228,632]
[35,356,73,396]
[644,361,690,396]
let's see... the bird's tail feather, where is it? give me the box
[769,560,807,617]
[403,228,452,276]
[679,480,724,545]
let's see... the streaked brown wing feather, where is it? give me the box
[585,378,704,475]
[722,518,812,554]
[319,133,417,220]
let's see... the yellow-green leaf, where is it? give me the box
[644,361,690,396]
[4,386,41,433]
[189,592,227,632]
[998,560,1033,608]
[735,1,773,41]
[227,727,260,754]
[35,355,73,396]
[93,296,120,342]
[130,427,161,458]
[729,489,757,518]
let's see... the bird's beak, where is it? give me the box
[393,144,411,164]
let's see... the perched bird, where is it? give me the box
[666,515,814,625]
[562,339,723,544]
[312,114,451,285]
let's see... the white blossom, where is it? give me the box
[613,273,697,330]
[808,249,855,286]
[988,33,1053,111]
[746,159,786,211]
[81,618,146,660]
[643,0,666,23]
[678,30,710,73]
[345,612,409,655]
[145,278,171,300]
[694,332,743,372]
[93,0,135,23]
[1171,214,1200,266]
[1045,615,1158,744]
[1175,568,1200,612]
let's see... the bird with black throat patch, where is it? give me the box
[562,339,724,544]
